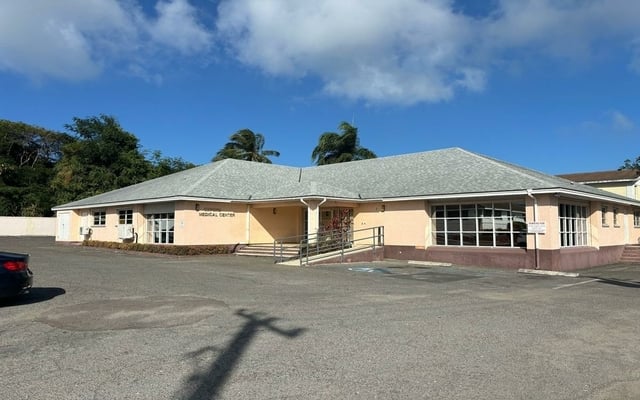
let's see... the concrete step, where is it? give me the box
[235,244,300,258]
[619,245,640,263]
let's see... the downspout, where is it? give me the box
[526,189,540,270]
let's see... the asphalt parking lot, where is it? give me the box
[2,237,640,400]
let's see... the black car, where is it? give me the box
[0,251,33,298]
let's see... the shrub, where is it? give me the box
[82,240,232,256]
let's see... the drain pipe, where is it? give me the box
[526,189,540,270]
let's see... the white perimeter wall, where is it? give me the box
[0,217,56,236]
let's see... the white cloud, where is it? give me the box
[215,0,640,104]
[148,0,212,55]
[577,110,636,135]
[216,0,477,104]
[610,110,635,131]
[0,0,213,82]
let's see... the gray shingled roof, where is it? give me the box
[53,147,640,210]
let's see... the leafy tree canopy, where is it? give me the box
[52,115,151,204]
[311,122,376,165]
[213,129,280,163]
[147,150,196,179]
[52,115,195,205]
[620,156,640,170]
[0,119,72,216]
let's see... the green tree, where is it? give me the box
[0,120,72,216]
[147,150,196,179]
[52,115,151,204]
[311,122,376,165]
[213,129,280,163]
[620,156,640,170]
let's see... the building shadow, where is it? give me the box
[179,309,306,400]
[587,277,640,288]
[0,287,66,307]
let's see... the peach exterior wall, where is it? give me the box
[593,201,626,247]
[175,202,247,245]
[530,194,559,250]
[249,206,302,243]
[354,200,427,247]
[56,196,640,250]
[69,205,146,243]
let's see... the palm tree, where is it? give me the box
[311,122,376,165]
[212,129,280,163]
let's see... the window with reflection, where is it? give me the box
[432,201,527,248]
[146,213,175,244]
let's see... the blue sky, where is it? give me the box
[1,0,639,174]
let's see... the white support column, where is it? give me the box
[301,198,326,242]
[307,201,320,238]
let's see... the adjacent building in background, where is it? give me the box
[557,169,640,201]
[52,148,640,271]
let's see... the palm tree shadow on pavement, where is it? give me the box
[179,309,306,400]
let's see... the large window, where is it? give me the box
[635,211,640,228]
[432,201,527,248]
[559,204,589,247]
[93,211,106,226]
[146,213,175,244]
[119,209,133,225]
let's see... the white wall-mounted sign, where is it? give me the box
[527,221,546,234]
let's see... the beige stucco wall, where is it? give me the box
[0,217,56,236]
[630,209,640,244]
[175,201,247,245]
[594,201,627,247]
[249,205,303,243]
[354,200,427,247]
[55,210,80,242]
[590,182,640,200]
[55,196,640,251]
[527,194,559,250]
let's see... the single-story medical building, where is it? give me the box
[52,147,640,271]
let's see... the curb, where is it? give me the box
[517,268,580,278]
[408,260,453,267]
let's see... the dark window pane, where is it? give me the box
[479,233,494,246]
[447,232,461,245]
[446,205,460,218]
[446,218,460,231]
[462,232,477,246]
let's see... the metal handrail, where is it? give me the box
[274,226,384,265]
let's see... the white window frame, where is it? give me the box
[601,206,608,227]
[118,209,133,225]
[431,201,527,248]
[559,203,589,247]
[93,211,106,226]
[146,213,175,244]
[634,211,640,228]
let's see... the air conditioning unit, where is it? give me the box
[118,224,134,239]
[80,226,92,235]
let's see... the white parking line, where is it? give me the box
[553,278,600,290]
